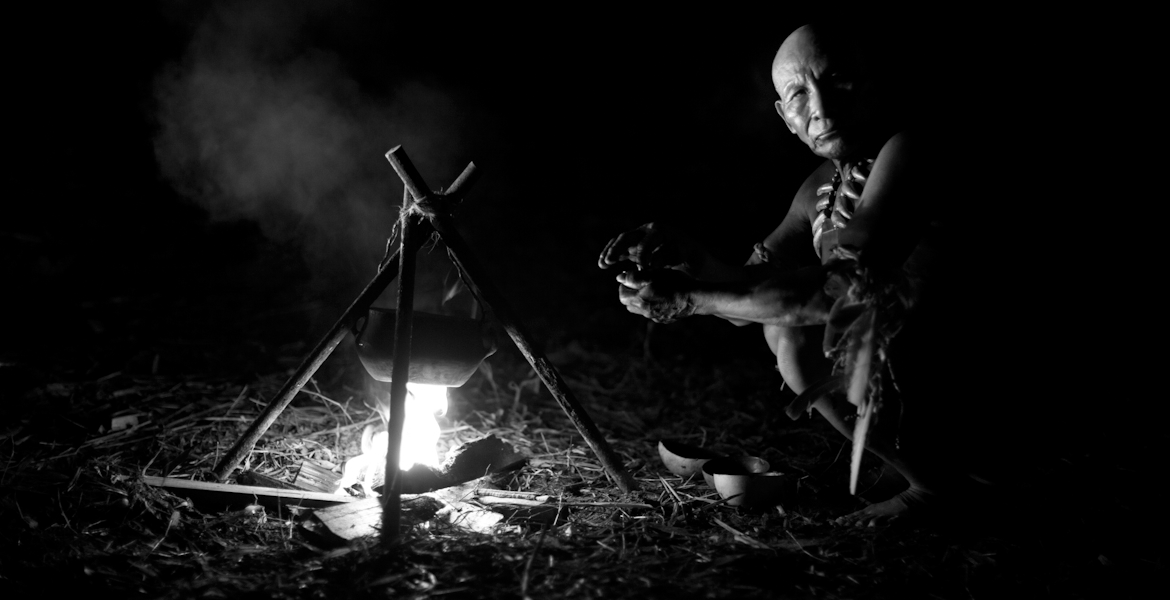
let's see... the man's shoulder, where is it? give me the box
[793,160,836,211]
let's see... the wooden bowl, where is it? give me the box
[714,471,788,508]
[658,440,722,479]
[701,456,769,491]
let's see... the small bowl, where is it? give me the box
[658,440,722,479]
[701,456,769,491]
[714,471,788,508]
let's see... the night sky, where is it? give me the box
[7,4,1148,483]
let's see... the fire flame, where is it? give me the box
[337,382,448,495]
[396,382,448,469]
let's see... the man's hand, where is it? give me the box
[616,269,698,324]
[598,222,706,274]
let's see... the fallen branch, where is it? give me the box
[142,476,354,512]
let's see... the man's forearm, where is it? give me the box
[690,265,833,327]
[690,255,748,283]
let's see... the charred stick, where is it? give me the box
[441,225,637,492]
[382,191,418,546]
[212,162,477,483]
[387,145,434,205]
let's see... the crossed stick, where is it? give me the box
[214,146,636,542]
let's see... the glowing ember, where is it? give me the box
[336,382,449,495]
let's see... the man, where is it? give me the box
[598,24,979,526]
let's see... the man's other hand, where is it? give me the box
[616,269,697,324]
[598,222,703,273]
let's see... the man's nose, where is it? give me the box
[811,84,847,124]
[808,86,827,123]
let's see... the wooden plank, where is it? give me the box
[143,476,355,513]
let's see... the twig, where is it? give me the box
[474,489,548,500]
[659,476,683,506]
[300,387,354,425]
[300,415,381,440]
[520,525,550,599]
[225,385,249,415]
[786,530,826,562]
[477,496,549,508]
[711,517,770,550]
[696,495,737,511]
[165,403,236,429]
[81,421,155,447]
[149,509,178,553]
[56,489,72,531]
[564,501,652,510]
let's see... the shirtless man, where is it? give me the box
[599,24,971,526]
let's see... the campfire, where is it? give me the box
[334,382,447,496]
[145,147,634,546]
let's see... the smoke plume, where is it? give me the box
[153,0,470,307]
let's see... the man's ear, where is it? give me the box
[775,101,796,134]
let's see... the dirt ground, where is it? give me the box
[1,210,1163,599]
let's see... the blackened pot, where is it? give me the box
[354,308,495,387]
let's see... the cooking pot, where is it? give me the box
[353,308,495,387]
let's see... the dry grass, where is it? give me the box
[0,323,1158,599]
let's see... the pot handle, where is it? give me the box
[350,313,369,345]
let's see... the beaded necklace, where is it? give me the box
[811,159,874,259]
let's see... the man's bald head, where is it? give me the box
[771,24,877,161]
[771,25,865,94]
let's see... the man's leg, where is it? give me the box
[769,324,967,525]
[810,391,964,525]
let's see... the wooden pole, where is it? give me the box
[385,147,638,493]
[212,162,478,482]
[382,189,417,545]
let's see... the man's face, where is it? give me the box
[772,28,871,160]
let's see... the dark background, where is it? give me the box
[9,4,986,357]
[5,4,1144,481]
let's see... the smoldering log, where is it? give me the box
[376,434,526,495]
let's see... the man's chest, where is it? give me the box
[808,159,875,262]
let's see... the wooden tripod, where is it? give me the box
[213,146,636,544]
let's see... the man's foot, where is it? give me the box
[833,486,939,527]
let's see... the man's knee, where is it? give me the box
[766,324,831,394]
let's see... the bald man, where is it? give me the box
[599,24,976,526]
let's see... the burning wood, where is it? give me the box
[303,484,557,545]
[374,434,525,495]
[293,459,342,493]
